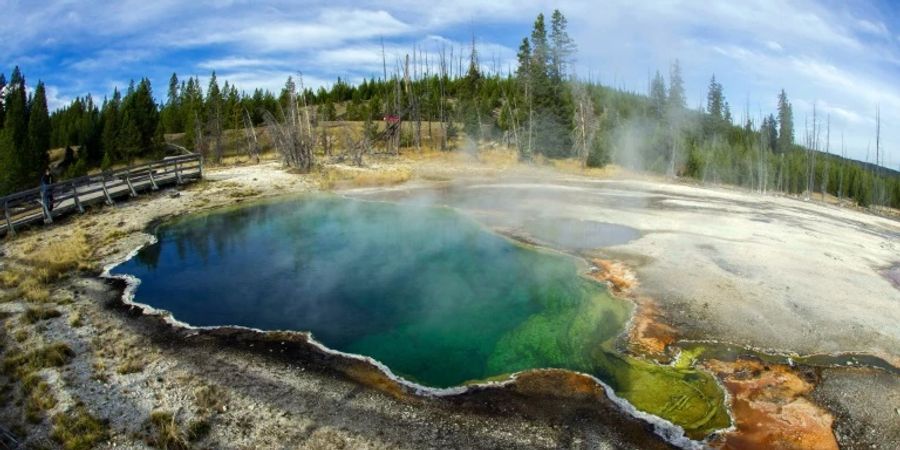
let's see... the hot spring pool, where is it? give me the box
[111,195,729,438]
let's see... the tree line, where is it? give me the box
[0,68,50,194]
[1,9,897,208]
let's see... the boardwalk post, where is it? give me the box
[198,155,204,178]
[100,174,115,206]
[175,160,183,185]
[148,167,159,190]
[3,201,14,236]
[125,174,138,197]
[72,183,84,213]
[40,196,53,224]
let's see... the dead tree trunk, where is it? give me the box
[242,107,260,164]
[263,77,316,172]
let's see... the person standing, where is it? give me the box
[40,168,54,212]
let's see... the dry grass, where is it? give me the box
[23,372,57,423]
[102,229,129,245]
[51,403,109,450]
[91,360,108,383]
[115,356,145,375]
[550,158,624,178]
[227,187,263,199]
[19,277,50,303]
[25,232,95,281]
[0,270,20,288]
[476,148,520,169]
[148,410,189,450]
[13,328,28,342]
[193,384,227,414]
[23,306,62,324]
[317,165,412,189]
[2,342,75,380]
[68,311,83,327]
[1,232,95,303]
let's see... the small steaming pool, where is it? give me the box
[111,196,729,438]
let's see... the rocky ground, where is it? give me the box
[0,151,897,449]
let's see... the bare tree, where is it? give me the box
[194,110,206,159]
[341,128,366,167]
[439,45,449,151]
[873,105,882,209]
[822,115,830,201]
[757,113,768,194]
[572,83,596,168]
[839,132,845,203]
[263,77,316,172]
[321,125,330,157]
[241,107,260,164]
[209,108,223,164]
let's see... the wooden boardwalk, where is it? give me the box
[1,154,202,236]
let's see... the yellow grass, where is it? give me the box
[317,165,412,189]
[550,158,624,178]
[1,232,95,303]
[23,373,57,423]
[51,404,109,450]
[0,270,20,288]
[149,410,189,450]
[476,148,520,169]
[193,384,228,414]
[2,342,75,380]
[29,232,95,279]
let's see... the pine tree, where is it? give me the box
[549,9,576,81]
[101,88,122,168]
[26,81,51,182]
[529,14,551,104]
[118,110,141,163]
[777,89,793,153]
[0,67,29,193]
[224,83,241,130]
[649,71,667,119]
[761,114,778,152]
[526,12,574,157]
[206,72,223,162]
[706,75,724,120]
[182,77,203,151]
[516,38,532,82]
[323,101,336,121]
[133,79,159,151]
[113,78,159,161]
[162,73,181,133]
[667,60,686,111]
[461,37,483,141]
[77,95,103,164]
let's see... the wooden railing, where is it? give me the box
[1,153,202,236]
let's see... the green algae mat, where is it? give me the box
[113,196,730,438]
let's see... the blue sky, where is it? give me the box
[2,0,898,166]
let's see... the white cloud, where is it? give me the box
[816,100,867,126]
[44,85,71,111]
[68,48,156,72]
[197,57,287,71]
[855,18,889,38]
[171,9,413,52]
